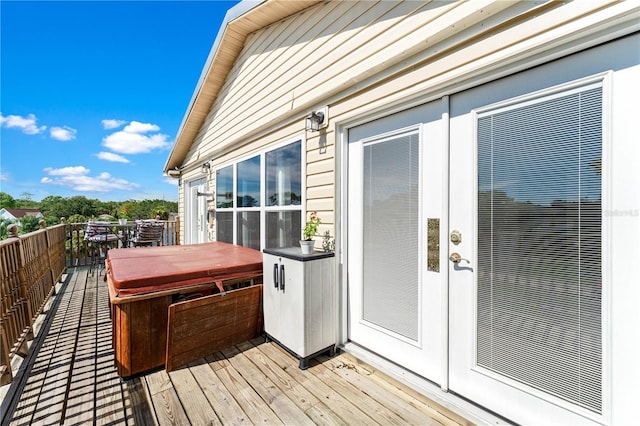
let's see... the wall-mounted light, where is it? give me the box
[201,161,211,174]
[305,106,328,132]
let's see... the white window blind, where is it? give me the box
[362,132,419,341]
[477,85,602,413]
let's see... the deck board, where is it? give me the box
[1,266,468,426]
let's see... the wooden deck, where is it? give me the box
[1,267,470,426]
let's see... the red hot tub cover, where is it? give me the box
[106,242,263,297]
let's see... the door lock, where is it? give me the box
[450,230,462,245]
[449,252,470,264]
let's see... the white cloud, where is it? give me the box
[0,113,46,135]
[50,126,77,141]
[41,166,139,193]
[102,120,171,154]
[123,121,160,134]
[0,173,8,181]
[44,166,90,176]
[96,152,130,163]
[163,177,179,186]
[102,119,126,130]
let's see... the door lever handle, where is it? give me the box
[449,252,470,264]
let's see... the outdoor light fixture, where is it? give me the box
[201,161,211,174]
[305,106,328,132]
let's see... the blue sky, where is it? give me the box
[1,0,240,202]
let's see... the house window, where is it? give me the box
[215,140,302,249]
[265,141,302,248]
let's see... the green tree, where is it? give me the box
[0,218,12,239]
[0,192,17,208]
[39,195,67,218]
[17,192,38,209]
[67,214,87,223]
[19,215,42,233]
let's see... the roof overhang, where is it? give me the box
[164,0,321,174]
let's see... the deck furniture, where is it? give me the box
[130,219,165,247]
[263,247,336,369]
[106,242,263,377]
[84,221,119,273]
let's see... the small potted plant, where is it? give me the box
[300,211,321,254]
[118,207,130,225]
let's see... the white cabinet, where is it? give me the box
[263,248,335,369]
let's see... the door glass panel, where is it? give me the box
[362,132,419,341]
[477,86,602,412]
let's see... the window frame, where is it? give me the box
[215,136,305,250]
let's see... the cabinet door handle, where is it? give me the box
[273,263,279,289]
[279,264,285,291]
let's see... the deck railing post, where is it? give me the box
[0,323,12,385]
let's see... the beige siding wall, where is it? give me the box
[178,0,634,242]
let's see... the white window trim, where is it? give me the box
[215,135,306,250]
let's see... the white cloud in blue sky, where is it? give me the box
[96,152,130,163]
[101,119,126,130]
[2,1,238,201]
[102,120,171,154]
[41,166,140,192]
[50,126,77,141]
[0,113,46,135]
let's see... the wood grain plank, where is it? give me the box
[94,283,127,425]
[223,344,315,426]
[166,285,262,372]
[168,367,221,425]
[256,342,379,426]
[188,358,252,425]
[8,270,84,425]
[243,340,347,426]
[122,376,159,426]
[214,354,284,425]
[34,278,85,424]
[335,353,470,426]
[145,369,191,426]
[313,355,442,426]
[64,286,98,424]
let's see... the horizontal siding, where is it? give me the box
[329,0,623,121]
[179,0,634,241]
[195,0,447,155]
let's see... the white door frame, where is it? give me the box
[186,178,207,244]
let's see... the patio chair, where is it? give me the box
[84,220,118,273]
[130,219,164,247]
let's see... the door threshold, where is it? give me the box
[341,342,515,426]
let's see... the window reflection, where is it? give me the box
[266,211,301,248]
[216,166,233,209]
[237,156,260,207]
[266,142,301,206]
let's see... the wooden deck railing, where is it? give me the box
[65,218,180,267]
[0,222,66,385]
[0,218,180,385]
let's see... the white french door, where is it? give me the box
[447,77,605,425]
[346,77,606,425]
[187,178,207,244]
[347,110,444,384]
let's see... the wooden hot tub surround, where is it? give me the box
[106,242,263,377]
